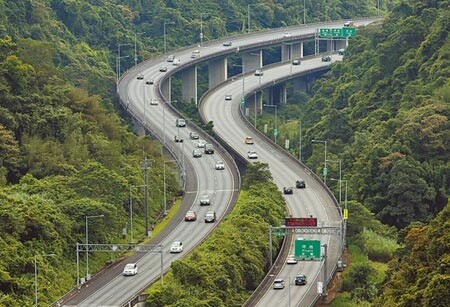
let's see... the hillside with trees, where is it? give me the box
[3,0,448,306]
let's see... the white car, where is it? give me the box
[122,263,138,276]
[273,279,285,289]
[247,150,258,159]
[286,255,298,264]
[170,241,183,253]
[215,161,225,170]
[283,32,292,38]
[225,94,232,101]
[197,140,207,148]
[254,69,263,76]
[150,98,158,105]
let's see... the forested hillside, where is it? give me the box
[5,0,443,306]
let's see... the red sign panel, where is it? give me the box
[285,217,317,227]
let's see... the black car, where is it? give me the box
[321,55,332,62]
[174,135,183,142]
[296,179,306,189]
[295,274,307,285]
[204,143,214,154]
[283,187,293,194]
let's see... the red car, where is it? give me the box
[184,210,197,221]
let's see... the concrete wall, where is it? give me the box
[208,58,227,88]
[242,51,262,73]
[181,66,198,105]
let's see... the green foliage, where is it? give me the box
[146,175,285,306]
[357,229,399,262]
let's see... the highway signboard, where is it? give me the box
[319,27,356,38]
[285,217,318,227]
[295,238,321,260]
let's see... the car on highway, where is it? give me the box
[137,74,144,80]
[122,263,138,276]
[197,139,206,148]
[296,179,306,189]
[200,194,210,206]
[292,59,301,65]
[286,255,298,264]
[184,210,197,222]
[225,94,232,101]
[338,48,345,55]
[146,79,154,85]
[321,55,332,62]
[273,279,285,289]
[204,143,214,154]
[167,54,175,62]
[245,136,254,144]
[283,32,292,38]
[174,135,183,142]
[223,41,232,46]
[176,118,186,127]
[254,69,264,76]
[189,131,199,139]
[247,150,258,159]
[204,210,216,223]
[172,58,180,65]
[344,21,353,27]
[159,66,168,72]
[192,149,202,158]
[150,98,158,105]
[295,274,307,285]
[283,187,294,194]
[215,161,225,170]
[170,241,183,253]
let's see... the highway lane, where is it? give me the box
[63,61,238,307]
[201,55,343,306]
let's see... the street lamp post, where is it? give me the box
[327,159,342,204]
[134,32,144,67]
[34,253,55,307]
[303,0,306,24]
[85,214,104,280]
[164,21,175,54]
[298,120,302,162]
[263,104,278,144]
[164,160,178,215]
[247,4,256,33]
[129,185,147,243]
[116,55,129,93]
[200,13,210,46]
[311,139,327,184]
[232,64,245,105]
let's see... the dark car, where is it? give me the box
[321,55,332,62]
[137,74,144,80]
[174,135,183,142]
[295,274,307,285]
[296,179,306,189]
[159,66,168,72]
[283,187,293,194]
[204,143,214,154]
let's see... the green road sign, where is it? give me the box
[342,27,356,37]
[319,27,356,38]
[331,28,342,37]
[295,238,321,260]
[274,128,278,136]
[319,28,332,37]
[274,231,285,237]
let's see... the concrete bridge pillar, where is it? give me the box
[161,78,171,102]
[208,58,227,88]
[242,50,262,73]
[181,66,198,105]
[292,42,304,59]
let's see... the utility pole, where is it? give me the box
[142,157,150,237]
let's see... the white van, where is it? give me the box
[176,118,186,127]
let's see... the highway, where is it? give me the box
[200,56,342,306]
[60,17,381,306]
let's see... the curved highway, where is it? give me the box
[201,56,342,306]
[61,17,380,306]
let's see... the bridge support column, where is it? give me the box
[208,58,227,88]
[293,42,304,59]
[281,44,291,61]
[242,50,262,73]
[161,78,171,102]
[181,66,198,105]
